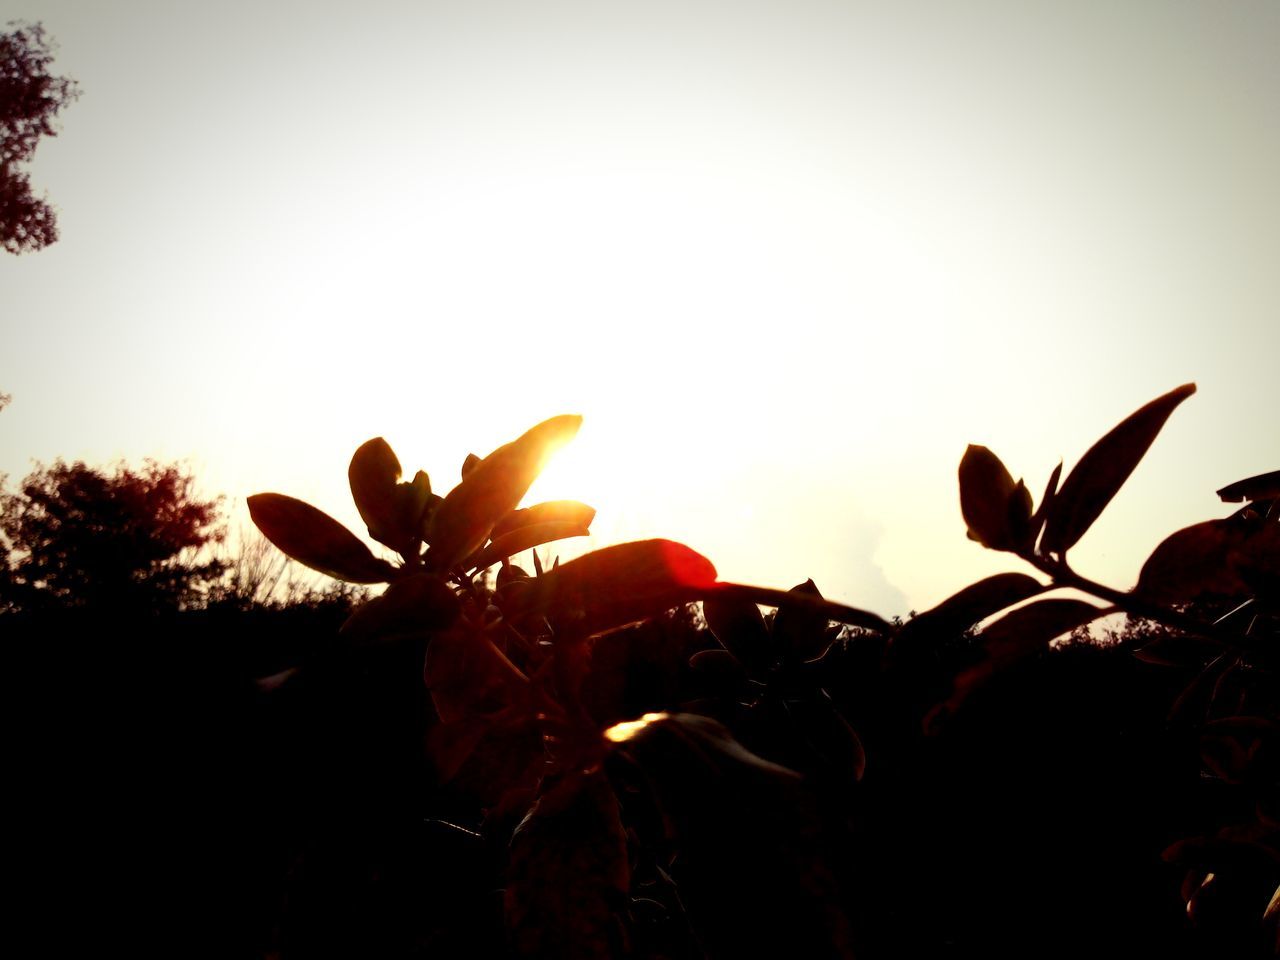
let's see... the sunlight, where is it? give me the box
[604,712,671,744]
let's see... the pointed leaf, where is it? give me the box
[400,469,433,533]
[1029,461,1063,544]
[490,500,597,541]
[1217,470,1280,503]
[773,579,834,661]
[427,415,582,571]
[703,591,774,676]
[461,452,482,478]
[710,582,894,634]
[959,445,1027,551]
[469,521,590,572]
[339,572,460,640]
[348,437,406,550]
[1042,383,1196,554]
[247,493,397,583]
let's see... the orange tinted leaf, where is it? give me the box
[959,445,1025,551]
[247,493,397,583]
[427,415,582,571]
[348,437,405,550]
[490,500,597,541]
[468,521,590,572]
[510,539,717,635]
[461,452,482,478]
[1042,383,1196,554]
[339,572,460,640]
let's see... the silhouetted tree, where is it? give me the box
[0,459,225,613]
[1,21,79,254]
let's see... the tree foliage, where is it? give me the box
[1,21,79,254]
[0,459,225,613]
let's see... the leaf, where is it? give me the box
[348,437,406,550]
[1042,383,1196,554]
[703,591,774,677]
[508,539,718,636]
[958,445,1028,552]
[339,572,460,641]
[1136,521,1248,604]
[710,582,894,634]
[461,452,482,478]
[1217,470,1280,503]
[468,521,590,572]
[247,492,398,583]
[505,772,630,960]
[773,579,835,662]
[895,572,1046,656]
[1029,461,1063,545]
[427,415,582,571]
[1137,517,1280,604]
[490,500,597,541]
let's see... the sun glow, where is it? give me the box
[604,712,671,744]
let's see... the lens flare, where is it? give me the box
[604,711,670,743]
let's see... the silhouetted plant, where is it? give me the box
[248,390,1277,958]
[0,458,225,614]
[0,21,79,254]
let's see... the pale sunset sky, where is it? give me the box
[2,0,1277,616]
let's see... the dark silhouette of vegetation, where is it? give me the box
[1,21,79,254]
[238,390,1276,958]
[0,459,225,613]
[8,391,1274,957]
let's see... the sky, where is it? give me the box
[2,0,1277,617]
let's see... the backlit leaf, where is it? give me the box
[247,492,397,583]
[427,415,582,571]
[1217,470,1280,503]
[1137,521,1248,604]
[490,500,597,541]
[468,521,590,572]
[508,539,717,636]
[1042,383,1196,554]
[348,437,405,550]
[959,445,1025,551]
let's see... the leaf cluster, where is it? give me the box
[244,389,1277,957]
[0,21,79,254]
